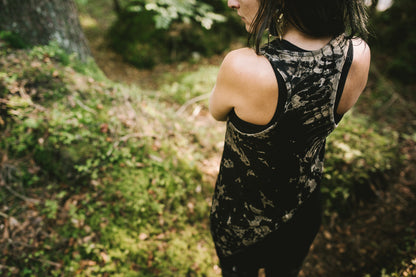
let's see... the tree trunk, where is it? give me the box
[0,0,91,62]
[370,0,380,14]
[113,0,122,15]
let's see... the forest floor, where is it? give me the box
[1,2,413,275]
[85,31,416,277]
[1,29,415,277]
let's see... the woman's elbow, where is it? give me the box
[209,106,229,121]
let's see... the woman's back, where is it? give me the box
[209,0,371,275]
[210,31,367,258]
[210,26,370,125]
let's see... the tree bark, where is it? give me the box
[0,0,91,62]
[113,0,122,15]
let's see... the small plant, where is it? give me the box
[369,0,416,85]
[0,31,28,49]
[160,65,218,104]
[107,0,243,67]
[124,0,226,30]
[323,112,401,216]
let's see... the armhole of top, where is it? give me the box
[229,62,288,134]
[334,39,354,124]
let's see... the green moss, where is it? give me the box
[323,112,402,216]
[0,43,408,276]
[0,31,29,49]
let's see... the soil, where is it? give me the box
[300,139,416,277]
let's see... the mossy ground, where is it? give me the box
[0,1,415,276]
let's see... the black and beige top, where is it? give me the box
[210,34,353,257]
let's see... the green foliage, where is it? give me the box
[108,0,243,67]
[0,44,218,276]
[354,62,416,134]
[0,42,407,276]
[30,41,105,80]
[364,256,416,277]
[0,31,29,49]
[124,0,226,30]
[369,0,416,85]
[75,0,89,6]
[30,42,72,65]
[323,112,401,216]
[160,65,218,104]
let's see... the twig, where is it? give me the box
[377,93,399,116]
[4,185,40,204]
[119,132,143,142]
[371,65,416,117]
[74,98,97,114]
[176,93,210,115]
[106,133,143,157]
[33,103,46,112]
[0,211,8,218]
[9,240,36,248]
[35,258,62,268]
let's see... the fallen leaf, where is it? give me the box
[100,252,110,263]
[139,233,148,240]
[100,123,109,133]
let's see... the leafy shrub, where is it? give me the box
[126,0,226,30]
[108,0,244,67]
[0,30,28,49]
[322,112,402,216]
[160,65,218,104]
[369,0,416,85]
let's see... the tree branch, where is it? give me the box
[4,185,40,204]
[176,93,210,115]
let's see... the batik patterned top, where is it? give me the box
[210,34,352,257]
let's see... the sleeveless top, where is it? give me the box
[210,34,353,257]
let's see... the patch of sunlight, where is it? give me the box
[79,14,98,28]
[334,141,362,162]
[364,0,393,11]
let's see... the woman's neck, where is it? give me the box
[282,24,332,51]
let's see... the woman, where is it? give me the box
[209,0,371,276]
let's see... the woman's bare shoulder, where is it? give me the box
[351,38,371,68]
[209,47,277,122]
[219,47,275,91]
[223,47,260,64]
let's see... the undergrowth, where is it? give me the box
[0,41,409,276]
[0,43,219,276]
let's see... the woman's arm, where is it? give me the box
[337,38,371,115]
[209,48,278,123]
[209,50,244,121]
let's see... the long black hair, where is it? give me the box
[248,0,369,53]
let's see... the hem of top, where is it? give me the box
[214,185,322,259]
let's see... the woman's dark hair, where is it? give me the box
[249,0,369,53]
